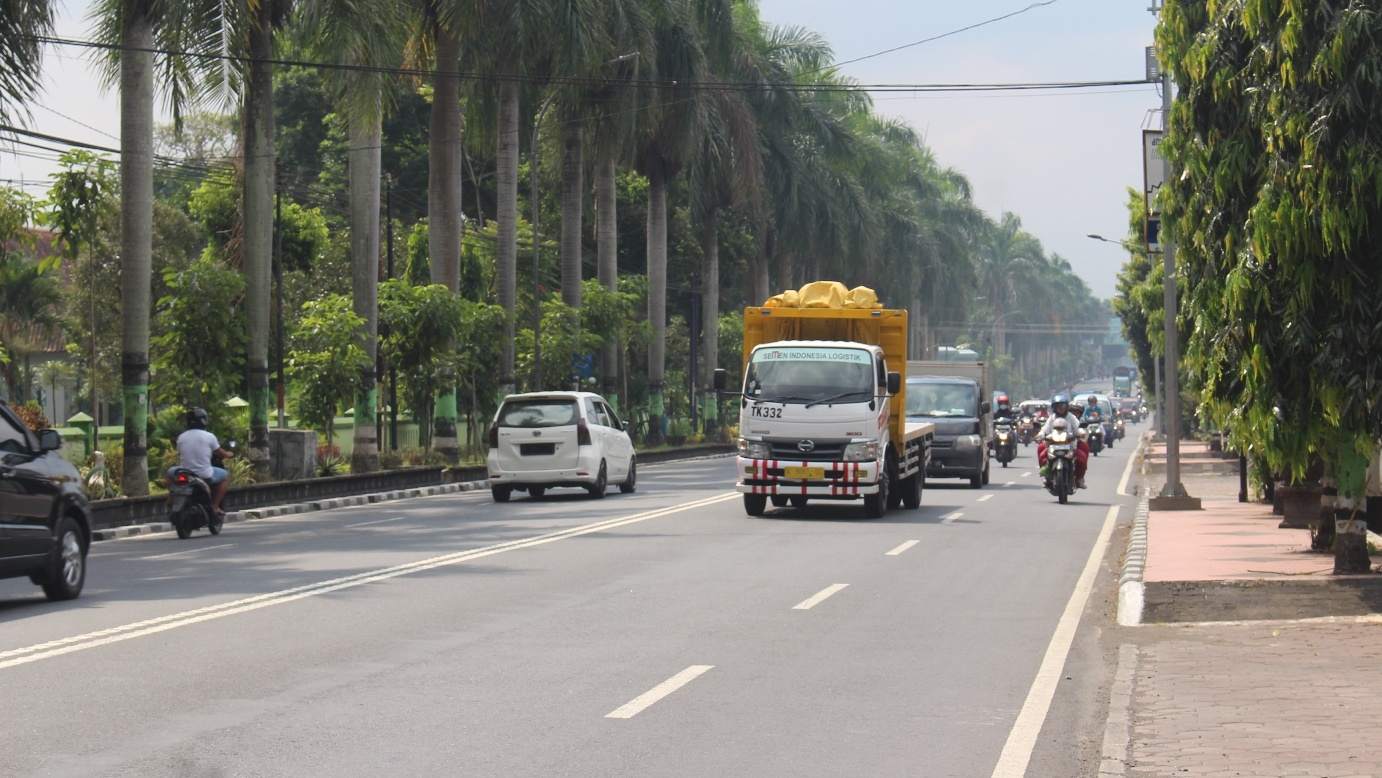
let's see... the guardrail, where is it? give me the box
[87,443,733,531]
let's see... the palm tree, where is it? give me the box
[420,0,465,462]
[298,0,409,473]
[978,212,1042,359]
[93,0,209,495]
[634,0,732,444]
[0,0,55,127]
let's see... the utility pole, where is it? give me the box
[531,92,556,391]
[1150,0,1199,510]
[385,175,399,451]
[273,180,285,428]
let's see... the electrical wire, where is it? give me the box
[818,1,1060,73]
[25,34,1149,94]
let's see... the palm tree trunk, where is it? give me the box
[751,255,769,304]
[595,153,619,405]
[645,167,667,445]
[496,80,520,396]
[243,7,275,477]
[559,122,583,308]
[349,108,382,473]
[699,207,719,435]
[119,6,153,497]
[428,24,462,462]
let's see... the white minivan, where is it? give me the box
[486,392,636,502]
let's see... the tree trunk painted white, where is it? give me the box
[349,108,382,473]
[595,154,619,403]
[699,208,719,432]
[119,7,153,497]
[243,8,276,476]
[496,80,520,395]
[645,167,667,444]
[559,122,584,308]
[428,25,463,461]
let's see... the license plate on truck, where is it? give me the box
[783,466,824,480]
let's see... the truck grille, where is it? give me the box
[767,440,848,462]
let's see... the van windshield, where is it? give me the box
[745,347,874,404]
[906,382,979,417]
[497,399,578,428]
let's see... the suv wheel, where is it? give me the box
[587,461,608,499]
[492,486,512,503]
[619,458,637,494]
[40,517,86,601]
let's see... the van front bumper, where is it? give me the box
[735,456,880,497]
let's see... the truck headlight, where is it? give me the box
[738,438,770,459]
[955,434,982,449]
[843,440,879,461]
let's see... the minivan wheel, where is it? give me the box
[588,462,608,498]
[41,518,86,601]
[529,486,546,500]
[619,458,637,494]
[492,486,512,503]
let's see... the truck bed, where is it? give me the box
[903,421,936,442]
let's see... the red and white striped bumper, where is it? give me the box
[735,456,880,498]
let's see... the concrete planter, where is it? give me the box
[1277,484,1322,529]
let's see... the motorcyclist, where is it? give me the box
[167,407,234,517]
[993,394,1015,421]
[1038,394,1089,489]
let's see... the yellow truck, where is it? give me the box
[714,290,935,518]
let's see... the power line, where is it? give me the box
[823,1,1060,73]
[26,34,1148,94]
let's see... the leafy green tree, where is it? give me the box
[287,294,369,447]
[0,0,55,126]
[151,258,247,409]
[0,188,60,402]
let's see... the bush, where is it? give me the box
[378,450,403,470]
[317,451,348,477]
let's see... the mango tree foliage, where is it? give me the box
[287,294,369,443]
[1159,0,1382,571]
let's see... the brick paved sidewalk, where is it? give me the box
[1102,619,1382,778]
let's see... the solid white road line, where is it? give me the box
[1004,480,1017,487]
[941,511,964,525]
[1116,437,1142,496]
[0,492,739,672]
[792,583,849,611]
[885,540,920,557]
[977,494,994,503]
[989,505,1119,778]
[347,516,407,528]
[605,665,714,719]
[138,543,234,561]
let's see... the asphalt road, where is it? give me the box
[1,427,1140,777]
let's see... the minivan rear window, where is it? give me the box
[498,399,579,428]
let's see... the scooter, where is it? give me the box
[1083,420,1104,456]
[1114,417,1127,441]
[1017,415,1034,446]
[168,440,234,540]
[993,419,1017,467]
[1044,425,1079,505]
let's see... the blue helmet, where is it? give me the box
[1051,393,1069,405]
[1051,394,1070,414]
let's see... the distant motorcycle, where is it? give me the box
[1114,418,1127,441]
[1017,415,1034,446]
[1083,419,1104,456]
[993,419,1017,467]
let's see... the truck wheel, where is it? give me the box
[901,472,922,509]
[885,453,902,511]
[744,494,767,516]
[982,460,991,485]
[969,472,982,489]
[864,470,889,519]
[771,495,789,508]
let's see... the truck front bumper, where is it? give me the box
[735,456,880,498]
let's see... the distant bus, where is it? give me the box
[1112,366,1135,397]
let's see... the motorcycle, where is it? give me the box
[1114,417,1127,441]
[1082,419,1104,456]
[1017,415,1034,446]
[168,440,234,540]
[993,419,1017,467]
[1044,425,1079,504]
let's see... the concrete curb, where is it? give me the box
[1116,496,1149,627]
[91,479,489,542]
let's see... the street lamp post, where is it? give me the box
[1087,232,1165,435]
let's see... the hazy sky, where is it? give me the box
[2,1,1157,298]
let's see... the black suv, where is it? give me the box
[0,401,91,600]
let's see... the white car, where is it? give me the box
[486,392,636,502]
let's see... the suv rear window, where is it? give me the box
[498,399,579,428]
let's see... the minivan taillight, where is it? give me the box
[487,424,499,449]
[577,421,592,446]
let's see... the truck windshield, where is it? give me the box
[905,382,978,417]
[745,347,874,404]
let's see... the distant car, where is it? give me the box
[486,392,636,502]
[0,401,91,601]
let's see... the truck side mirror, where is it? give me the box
[886,372,901,395]
[712,368,728,391]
